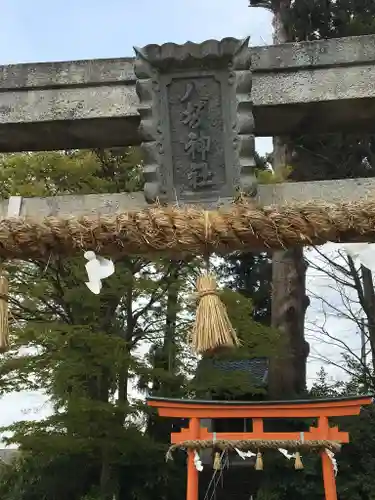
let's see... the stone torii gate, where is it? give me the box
[0,33,375,217]
[0,35,375,217]
[0,14,374,500]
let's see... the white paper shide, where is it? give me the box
[84,251,115,294]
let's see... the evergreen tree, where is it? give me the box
[247,0,375,399]
[287,0,375,182]
[222,252,272,325]
[0,149,280,499]
[221,151,273,327]
[0,149,189,500]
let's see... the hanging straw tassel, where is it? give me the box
[0,272,9,353]
[190,273,240,353]
[255,451,263,471]
[213,452,221,470]
[294,451,303,470]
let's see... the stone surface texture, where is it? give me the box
[134,38,256,205]
[0,176,373,217]
[0,35,374,151]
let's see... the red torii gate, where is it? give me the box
[148,395,373,500]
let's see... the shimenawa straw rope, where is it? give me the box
[0,267,9,353]
[165,438,341,461]
[1,199,375,259]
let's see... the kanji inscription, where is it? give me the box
[168,78,223,195]
[134,37,256,206]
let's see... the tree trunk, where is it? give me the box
[147,263,180,442]
[268,2,310,399]
[163,263,179,373]
[269,248,310,398]
[118,269,134,405]
[360,266,375,373]
[100,448,113,500]
[346,257,375,382]
[112,269,136,500]
[100,265,136,500]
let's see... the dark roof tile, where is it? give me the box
[212,357,268,386]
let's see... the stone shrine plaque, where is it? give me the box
[134,38,256,206]
[169,77,224,196]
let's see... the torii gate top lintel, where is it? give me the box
[147,395,373,418]
[1,33,375,153]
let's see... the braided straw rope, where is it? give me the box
[0,274,8,353]
[0,200,374,259]
[165,439,341,460]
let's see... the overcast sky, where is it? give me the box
[0,0,361,434]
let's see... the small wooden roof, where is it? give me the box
[147,395,373,418]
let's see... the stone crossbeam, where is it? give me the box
[1,177,373,219]
[1,34,375,152]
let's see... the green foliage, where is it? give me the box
[0,149,143,198]
[220,252,273,325]
[192,288,283,398]
[252,366,375,500]
[0,452,95,500]
[219,288,282,356]
[255,165,293,184]
[0,432,185,500]
[0,149,278,499]
[289,0,375,41]
[0,149,190,500]
[221,153,278,329]
[285,0,375,182]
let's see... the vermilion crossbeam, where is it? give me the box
[171,426,349,444]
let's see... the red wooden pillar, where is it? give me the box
[187,417,200,500]
[319,416,337,500]
[321,450,337,500]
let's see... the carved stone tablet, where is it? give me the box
[134,38,256,206]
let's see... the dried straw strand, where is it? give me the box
[294,451,304,470]
[166,438,341,461]
[0,199,375,259]
[255,451,263,470]
[190,273,240,353]
[213,452,221,470]
[0,273,9,353]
